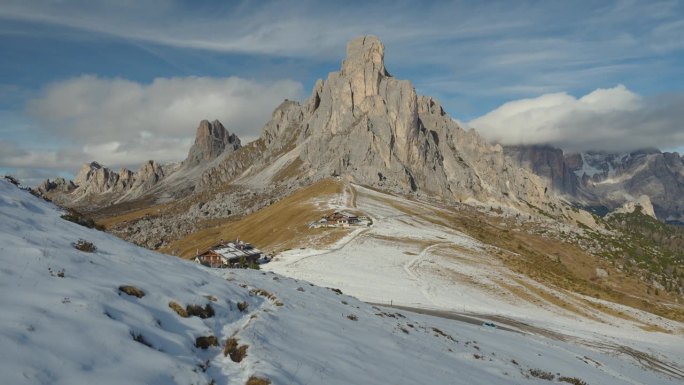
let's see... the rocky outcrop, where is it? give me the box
[39,119,241,207]
[39,159,167,207]
[200,35,556,212]
[37,177,76,194]
[504,145,577,195]
[183,119,241,167]
[611,195,657,219]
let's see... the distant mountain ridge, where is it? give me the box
[39,119,242,207]
[504,145,684,222]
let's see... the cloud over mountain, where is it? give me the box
[468,85,684,152]
[18,75,303,171]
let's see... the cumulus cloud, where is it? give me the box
[21,75,304,169]
[468,85,684,152]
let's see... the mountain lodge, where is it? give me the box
[193,240,262,268]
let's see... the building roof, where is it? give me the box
[200,240,262,261]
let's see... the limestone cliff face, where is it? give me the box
[183,119,241,168]
[50,160,167,204]
[504,145,578,195]
[39,119,240,206]
[200,35,555,210]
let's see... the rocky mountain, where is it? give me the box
[504,145,577,195]
[505,145,684,223]
[39,160,168,207]
[39,118,240,207]
[182,119,241,168]
[41,35,580,250]
[569,149,684,222]
[199,36,557,211]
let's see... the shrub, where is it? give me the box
[169,301,215,318]
[195,336,219,349]
[61,209,104,230]
[249,288,283,306]
[4,175,20,186]
[73,239,96,252]
[237,301,249,312]
[119,285,145,298]
[246,376,271,385]
[559,377,588,385]
[169,301,188,317]
[224,337,249,362]
[528,368,555,381]
[186,303,215,319]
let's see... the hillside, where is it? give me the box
[163,174,683,324]
[3,177,684,384]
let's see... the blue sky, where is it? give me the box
[1,0,683,184]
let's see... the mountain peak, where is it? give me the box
[183,119,241,167]
[342,35,386,74]
[340,35,389,101]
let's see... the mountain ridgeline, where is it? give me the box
[198,35,555,209]
[41,35,559,216]
[504,146,684,223]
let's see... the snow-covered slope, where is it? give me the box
[1,179,682,385]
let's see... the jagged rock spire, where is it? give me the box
[183,119,241,167]
[342,35,388,101]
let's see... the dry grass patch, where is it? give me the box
[186,303,215,319]
[168,301,215,318]
[168,301,188,317]
[272,156,304,183]
[638,323,671,333]
[224,337,248,362]
[119,285,145,298]
[510,278,601,321]
[91,196,172,229]
[165,178,345,257]
[559,377,588,385]
[195,335,219,349]
[246,377,271,385]
[250,288,283,306]
[528,368,555,380]
[73,239,96,252]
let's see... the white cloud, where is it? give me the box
[468,85,684,152]
[21,75,304,169]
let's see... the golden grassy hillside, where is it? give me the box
[160,178,352,258]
